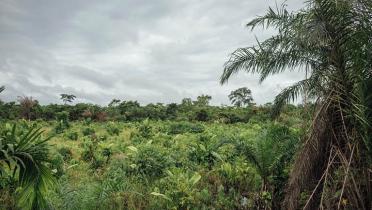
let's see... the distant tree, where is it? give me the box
[118,101,142,121]
[108,99,121,107]
[107,99,121,120]
[144,103,166,120]
[18,96,38,120]
[0,86,4,104]
[228,87,254,107]
[60,94,76,105]
[194,95,212,106]
[166,103,178,119]
[181,98,193,107]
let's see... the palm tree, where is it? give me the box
[60,94,76,105]
[221,0,372,209]
[234,124,297,209]
[0,124,55,210]
[228,87,254,107]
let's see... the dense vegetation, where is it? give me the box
[221,0,372,209]
[0,109,306,210]
[1,0,371,209]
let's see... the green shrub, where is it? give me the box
[130,144,171,178]
[153,169,203,209]
[66,131,78,140]
[102,147,112,163]
[50,153,64,177]
[106,123,120,136]
[195,109,209,121]
[98,135,108,141]
[55,111,70,134]
[82,127,95,136]
[80,139,97,162]
[168,122,204,134]
[58,147,73,161]
[90,156,104,170]
[138,120,153,138]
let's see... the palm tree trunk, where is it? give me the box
[282,102,332,210]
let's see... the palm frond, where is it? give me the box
[0,124,55,210]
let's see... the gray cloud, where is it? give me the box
[0,0,305,105]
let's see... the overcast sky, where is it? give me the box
[0,0,306,106]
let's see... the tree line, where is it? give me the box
[0,87,289,123]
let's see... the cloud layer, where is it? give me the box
[0,0,305,105]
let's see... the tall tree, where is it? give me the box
[220,0,372,209]
[181,98,193,107]
[18,96,38,120]
[108,99,121,107]
[228,87,254,107]
[194,95,212,106]
[60,94,76,105]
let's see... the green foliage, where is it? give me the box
[1,103,305,209]
[229,87,254,107]
[0,123,55,210]
[194,109,209,121]
[65,131,78,140]
[220,1,372,208]
[50,153,64,177]
[194,95,212,106]
[0,96,301,209]
[188,134,226,168]
[128,144,172,178]
[0,93,276,123]
[168,121,204,134]
[102,147,112,163]
[137,119,153,139]
[89,156,104,170]
[55,111,70,134]
[105,122,120,136]
[80,138,97,162]
[153,169,202,209]
[82,127,95,136]
[57,147,73,161]
[60,94,76,105]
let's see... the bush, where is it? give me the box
[82,127,95,136]
[58,147,73,161]
[90,156,104,170]
[195,109,209,122]
[99,135,108,141]
[50,153,64,177]
[55,111,70,134]
[137,120,153,138]
[102,147,112,163]
[106,123,120,136]
[168,122,204,135]
[154,169,203,209]
[131,144,171,178]
[80,138,97,162]
[66,131,78,140]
